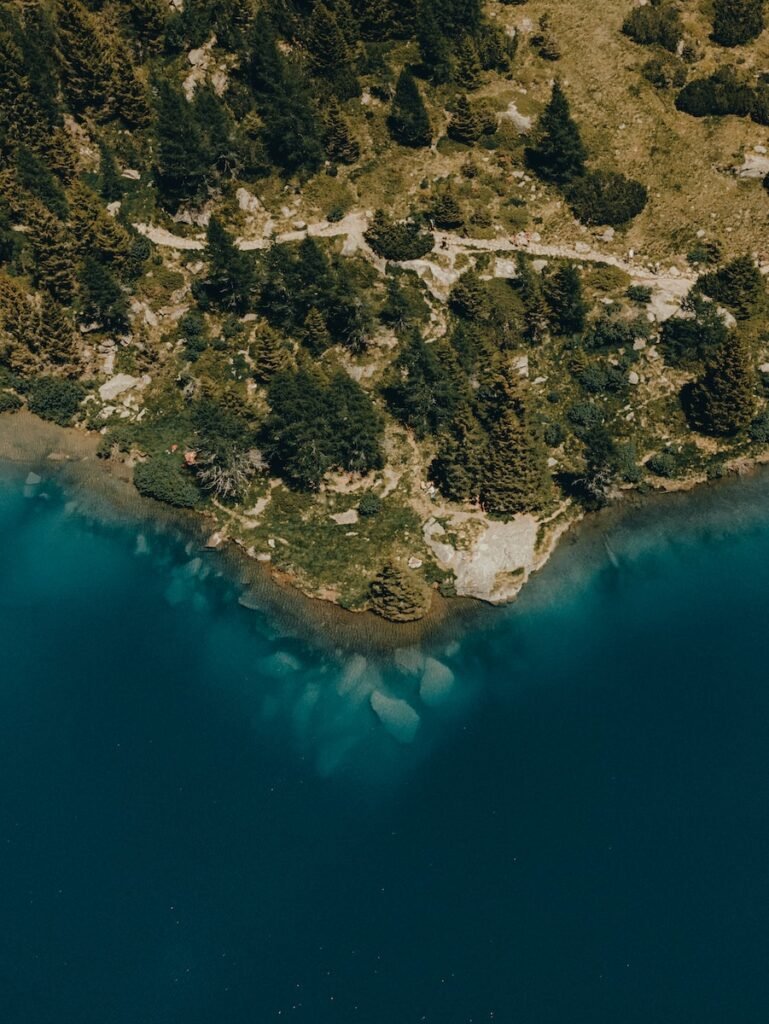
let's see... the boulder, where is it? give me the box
[370,691,420,743]
[420,658,455,706]
[99,374,139,402]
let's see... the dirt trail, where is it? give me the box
[134,211,696,320]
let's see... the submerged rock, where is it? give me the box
[420,658,455,707]
[370,690,420,743]
[393,647,425,676]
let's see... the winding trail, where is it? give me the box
[134,211,697,320]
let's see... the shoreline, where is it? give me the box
[3,409,769,651]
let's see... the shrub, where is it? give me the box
[543,422,565,447]
[623,4,683,52]
[675,67,754,118]
[365,211,434,261]
[566,170,648,226]
[358,492,382,516]
[133,457,200,508]
[584,314,652,351]
[627,284,653,304]
[567,401,604,436]
[26,377,85,426]
[646,452,677,477]
[712,0,764,47]
[641,55,687,90]
[0,390,21,414]
[749,410,769,442]
[698,255,764,319]
[687,239,723,267]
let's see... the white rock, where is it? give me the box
[759,363,769,374]
[628,371,640,385]
[393,648,426,676]
[601,227,615,242]
[756,145,768,154]
[98,374,139,401]
[633,338,647,350]
[337,654,368,695]
[261,651,301,676]
[330,509,359,526]
[575,241,590,253]
[121,168,140,180]
[236,187,262,214]
[407,557,423,569]
[370,691,420,743]
[25,472,41,486]
[737,153,769,178]
[420,658,456,707]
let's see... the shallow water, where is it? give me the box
[2,466,769,1023]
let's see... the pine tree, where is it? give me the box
[388,69,432,147]
[515,253,550,344]
[303,307,332,354]
[448,95,482,143]
[691,332,756,435]
[429,403,484,502]
[712,0,764,47]
[306,3,360,99]
[200,217,256,313]
[358,0,395,41]
[369,563,430,621]
[525,80,587,184]
[99,142,123,203]
[56,0,110,114]
[478,366,551,516]
[432,189,463,229]
[107,37,150,127]
[153,76,210,209]
[698,255,765,320]
[79,255,129,329]
[250,324,288,383]
[68,180,133,268]
[40,299,79,368]
[544,263,587,335]
[26,204,75,302]
[323,100,361,164]
[455,36,483,90]
[416,0,453,82]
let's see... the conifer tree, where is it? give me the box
[525,80,587,184]
[430,403,484,502]
[515,253,550,344]
[68,180,133,268]
[478,366,551,516]
[369,563,430,621]
[323,100,361,164]
[250,324,288,383]
[14,147,68,220]
[108,38,150,127]
[416,0,453,82]
[455,36,483,90]
[26,204,75,302]
[544,263,587,335]
[388,70,432,147]
[691,332,756,435]
[40,299,79,368]
[432,189,463,229]
[303,307,332,354]
[712,0,764,47]
[99,142,123,203]
[306,3,360,99]
[199,217,256,313]
[79,255,129,329]
[358,0,395,41]
[448,95,482,144]
[153,77,210,208]
[56,0,110,114]
[698,255,765,320]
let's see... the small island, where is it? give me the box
[3,0,769,620]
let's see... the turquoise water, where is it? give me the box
[2,466,769,1023]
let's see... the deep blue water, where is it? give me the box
[2,466,769,1024]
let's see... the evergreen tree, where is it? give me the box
[416,0,453,82]
[108,37,150,127]
[14,147,68,220]
[712,0,764,47]
[525,80,587,184]
[698,255,765,319]
[358,0,396,41]
[515,253,550,344]
[306,3,360,99]
[544,263,587,335]
[478,366,551,516]
[79,255,129,329]
[248,13,324,173]
[199,217,256,313]
[382,331,462,436]
[326,370,384,473]
[455,36,483,90]
[250,324,288,383]
[448,95,482,144]
[56,0,110,114]
[323,100,361,164]
[369,563,430,621]
[431,189,463,229]
[27,204,75,302]
[68,180,133,268]
[302,307,332,353]
[388,69,432,147]
[153,77,210,209]
[429,403,485,502]
[99,142,123,203]
[40,299,79,368]
[690,332,756,435]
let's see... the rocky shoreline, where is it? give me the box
[3,409,768,650]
